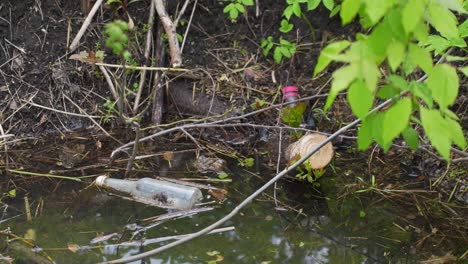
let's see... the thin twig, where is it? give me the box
[180,0,198,54]
[69,0,104,52]
[133,0,156,113]
[99,65,119,105]
[95,62,190,71]
[125,121,140,177]
[174,0,191,26]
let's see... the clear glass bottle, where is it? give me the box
[95,176,203,209]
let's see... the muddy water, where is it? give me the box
[0,138,450,263]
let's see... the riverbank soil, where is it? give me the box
[0,0,466,263]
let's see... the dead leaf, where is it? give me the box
[67,243,80,253]
[127,13,134,30]
[69,51,89,62]
[69,50,104,63]
[208,189,227,203]
[9,100,18,110]
[0,85,7,92]
[163,151,174,161]
[39,114,48,125]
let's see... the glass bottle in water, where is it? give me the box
[95,176,203,209]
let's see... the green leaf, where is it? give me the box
[363,0,395,25]
[428,2,459,39]
[445,117,467,149]
[420,107,451,160]
[293,2,302,17]
[388,75,409,91]
[358,118,373,150]
[348,80,373,118]
[386,9,408,42]
[313,40,351,77]
[402,0,425,34]
[366,20,393,62]
[402,127,419,150]
[279,19,294,33]
[376,85,399,99]
[360,58,380,92]
[234,3,245,13]
[382,97,412,150]
[241,0,254,6]
[279,46,292,58]
[459,20,468,38]
[409,82,433,108]
[218,172,229,179]
[223,3,234,13]
[435,0,467,13]
[422,35,451,55]
[229,8,239,20]
[242,157,255,167]
[426,64,459,109]
[8,189,16,197]
[359,210,366,218]
[460,66,468,76]
[329,5,340,17]
[387,41,405,72]
[323,0,334,11]
[370,113,385,147]
[307,0,321,10]
[283,5,294,20]
[340,0,360,25]
[413,21,430,42]
[408,43,433,74]
[324,64,358,111]
[273,47,283,64]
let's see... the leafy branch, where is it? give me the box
[313,0,467,161]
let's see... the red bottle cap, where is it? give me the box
[282,86,299,100]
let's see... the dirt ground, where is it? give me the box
[0,0,467,261]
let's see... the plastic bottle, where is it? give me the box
[95,176,203,209]
[281,86,299,107]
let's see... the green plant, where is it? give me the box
[295,161,325,186]
[239,157,255,167]
[313,0,467,161]
[283,0,335,20]
[223,0,253,22]
[104,20,132,62]
[102,97,117,123]
[261,36,296,64]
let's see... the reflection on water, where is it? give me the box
[3,175,410,263]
